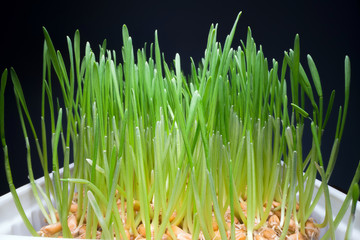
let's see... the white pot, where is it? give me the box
[0,172,359,239]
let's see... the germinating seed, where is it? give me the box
[1,10,358,240]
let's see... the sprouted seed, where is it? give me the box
[1,12,359,240]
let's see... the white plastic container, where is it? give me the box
[0,173,52,238]
[0,173,359,239]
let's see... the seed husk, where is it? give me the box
[305,219,319,240]
[288,232,308,240]
[268,215,280,228]
[262,227,277,239]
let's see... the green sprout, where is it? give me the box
[1,12,359,240]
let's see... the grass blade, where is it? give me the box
[0,69,8,146]
[87,191,112,239]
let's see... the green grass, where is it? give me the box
[1,12,359,240]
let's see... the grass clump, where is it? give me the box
[1,12,359,240]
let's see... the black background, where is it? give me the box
[0,0,359,197]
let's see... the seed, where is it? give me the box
[272,201,281,208]
[268,215,280,228]
[68,214,77,232]
[70,203,78,213]
[133,200,141,211]
[287,232,308,240]
[255,234,266,240]
[167,225,192,240]
[213,220,219,231]
[288,218,297,232]
[305,219,319,240]
[137,223,150,237]
[274,210,281,218]
[262,228,277,239]
[169,211,177,222]
[38,222,62,236]
[159,210,177,222]
[78,225,86,235]
[137,223,170,239]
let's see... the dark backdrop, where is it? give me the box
[0,0,359,196]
